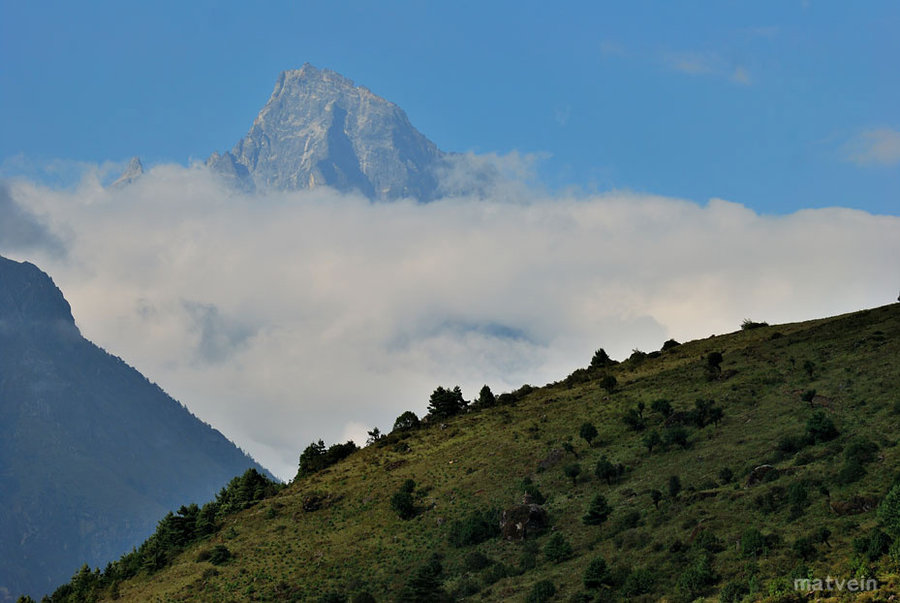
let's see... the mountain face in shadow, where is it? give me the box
[0,256,270,601]
[208,63,445,200]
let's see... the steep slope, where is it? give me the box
[208,64,445,200]
[46,303,900,601]
[0,256,270,601]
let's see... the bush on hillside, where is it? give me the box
[543,532,573,563]
[392,410,420,432]
[583,494,612,525]
[805,411,838,444]
[583,557,610,589]
[579,421,598,445]
[297,439,359,478]
[448,509,500,547]
[391,480,417,520]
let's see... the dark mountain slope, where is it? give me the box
[0,256,270,601]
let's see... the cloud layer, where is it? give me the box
[4,165,899,479]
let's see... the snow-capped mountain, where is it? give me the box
[208,64,445,200]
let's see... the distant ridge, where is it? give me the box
[207,64,446,200]
[0,256,270,601]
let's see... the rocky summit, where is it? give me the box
[208,64,445,200]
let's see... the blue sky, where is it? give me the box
[1,1,897,215]
[2,1,899,478]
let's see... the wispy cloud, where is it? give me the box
[0,182,66,257]
[664,51,752,86]
[844,128,900,166]
[6,164,899,479]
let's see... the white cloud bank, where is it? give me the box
[4,164,899,480]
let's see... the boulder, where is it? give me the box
[500,504,548,540]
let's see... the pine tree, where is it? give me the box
[583,494,612,525]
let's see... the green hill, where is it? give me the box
[41,303,900,602]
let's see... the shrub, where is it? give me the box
[650,489,663,509]
[689,398,723,428]
[741,319,769,330]
[523,483,546,505]
[802,360,815,378]
[450,577,481,599]
[622,408,645,431]
[614,509,641,532]
[718,467,734,485]
[391,480,417,520]
[668,475,682,499]
[564,463,582,486]
[677,554,716,599]
[583,494,612,525]
[777,434,807,455]
[854,529,891,561]
[590,348,616,369]
[793,536,817,561]
[527,580,557,603]
[787,482,810,518]
[392,411,420,432]
[642,430,661,453]
[399,554,446,602]
[837,459,867,485]
[208,544,232,565]
[741,528,767,558]
[544,532,573,563]
[448,509,500,547]
[463,551,493,572]
[754,486,787,515]
[719,580,750,603]
[621,568,654,596]
[579,422,598,445]
[594,456,624,485]
[878,484,900,535]
[664,426,689,449]
[805,411,838,444]
[583,557,610,589]
[844,437,879,465]
[297,439,359,478]
[651,398,673,418]
[661,338,681,351]
[600,375,618,394]
[481,562,510,586]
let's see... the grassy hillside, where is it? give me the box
[45,303,900,602]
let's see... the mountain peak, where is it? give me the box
[208,65,444,200]
[110,156,143,188]
[0,255,76,327]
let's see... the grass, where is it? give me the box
[75,303,900,601]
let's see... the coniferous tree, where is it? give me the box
[428,386,467,419]
[476,384,497,408]
[583,494,612,525]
